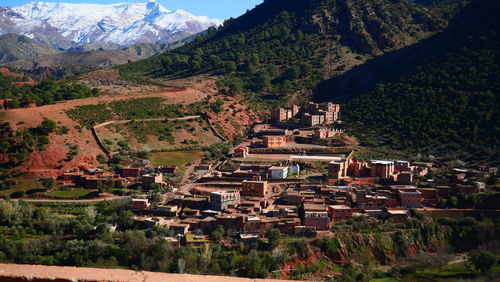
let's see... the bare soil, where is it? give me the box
[0,74,213,176]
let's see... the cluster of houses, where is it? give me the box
[327,159,428,185]
[128,155,495,246]
[271,102,341,127]
[199,162,301,182]
[130,181,422,245]
[59,166,178,190]
[53,99,496,248]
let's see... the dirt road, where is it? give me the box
[94,115,201,128]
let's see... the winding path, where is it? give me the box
[93,115,201,129]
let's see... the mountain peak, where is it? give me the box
[1,1,221,46]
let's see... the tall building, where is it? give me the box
[328,159,349,179]
[271,108,292,121]
[270,105,301,121]
[210,191,240,211]
[271,102,340,125]
[370,160,395,178]
[328,205,353,222]
[301,113,325,126]
[241,180,269,197]
[303,204,330,231]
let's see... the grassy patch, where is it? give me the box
[149,150,203,169]
[0,179,39,196]
[49,189,93,199]
[352,147,408,162]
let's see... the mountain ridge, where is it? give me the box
[0,33,59,64]
[0,0,222,48]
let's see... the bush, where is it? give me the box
[469,250,497,273]
[10,191,25,198]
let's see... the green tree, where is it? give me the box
[281,80,294,94]
[254,71,271,91]
[226,61,237,73]
[211,225,225,241]
[97,181,113,194]
[265,227,281,249]
[469,250,497,273]
[37,118,56,135]
[447,196,458,208]
[210,99,224,115]
[283,66,301,80]
[41,177,55,189]
[226,77,244,94]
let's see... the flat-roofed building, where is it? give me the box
[271,108,291,121]
[328,205,353,222]
[418,188,438,207]
[301,113,325,126]
[303,204,330,231]
[131,199,149,210]
[398,171,413,184]
[380,208,410,223]
[269,166,289,179]
[241,180,269,197]
[210,191,240,211]
[282,188,304,205]
[370,160,395,178]
[270,105,301,122]
[170,223,190,236]
[262,135,287,148]
[142,174,163,185]
[398,190,422,208]
[121,167,141,177]
[328,159,349,179]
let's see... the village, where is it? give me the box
[52,102,497,248]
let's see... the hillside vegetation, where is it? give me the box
[0,72,99,107]
[118,0,456,108]
[118,0,497,162]
[0,200,497,280]
[339,0,500,164]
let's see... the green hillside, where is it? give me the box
[117,0,498,162]
[0,73,99,107]
[118,0,455,108]
[339,0,500,164]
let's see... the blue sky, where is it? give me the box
[3,0,264,19]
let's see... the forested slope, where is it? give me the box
[341,0,500,163]
[0,72,99,107]
[118,0,456,107]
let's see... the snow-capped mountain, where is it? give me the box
[0,0,222,47]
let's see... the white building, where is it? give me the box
[269,166,289,179]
